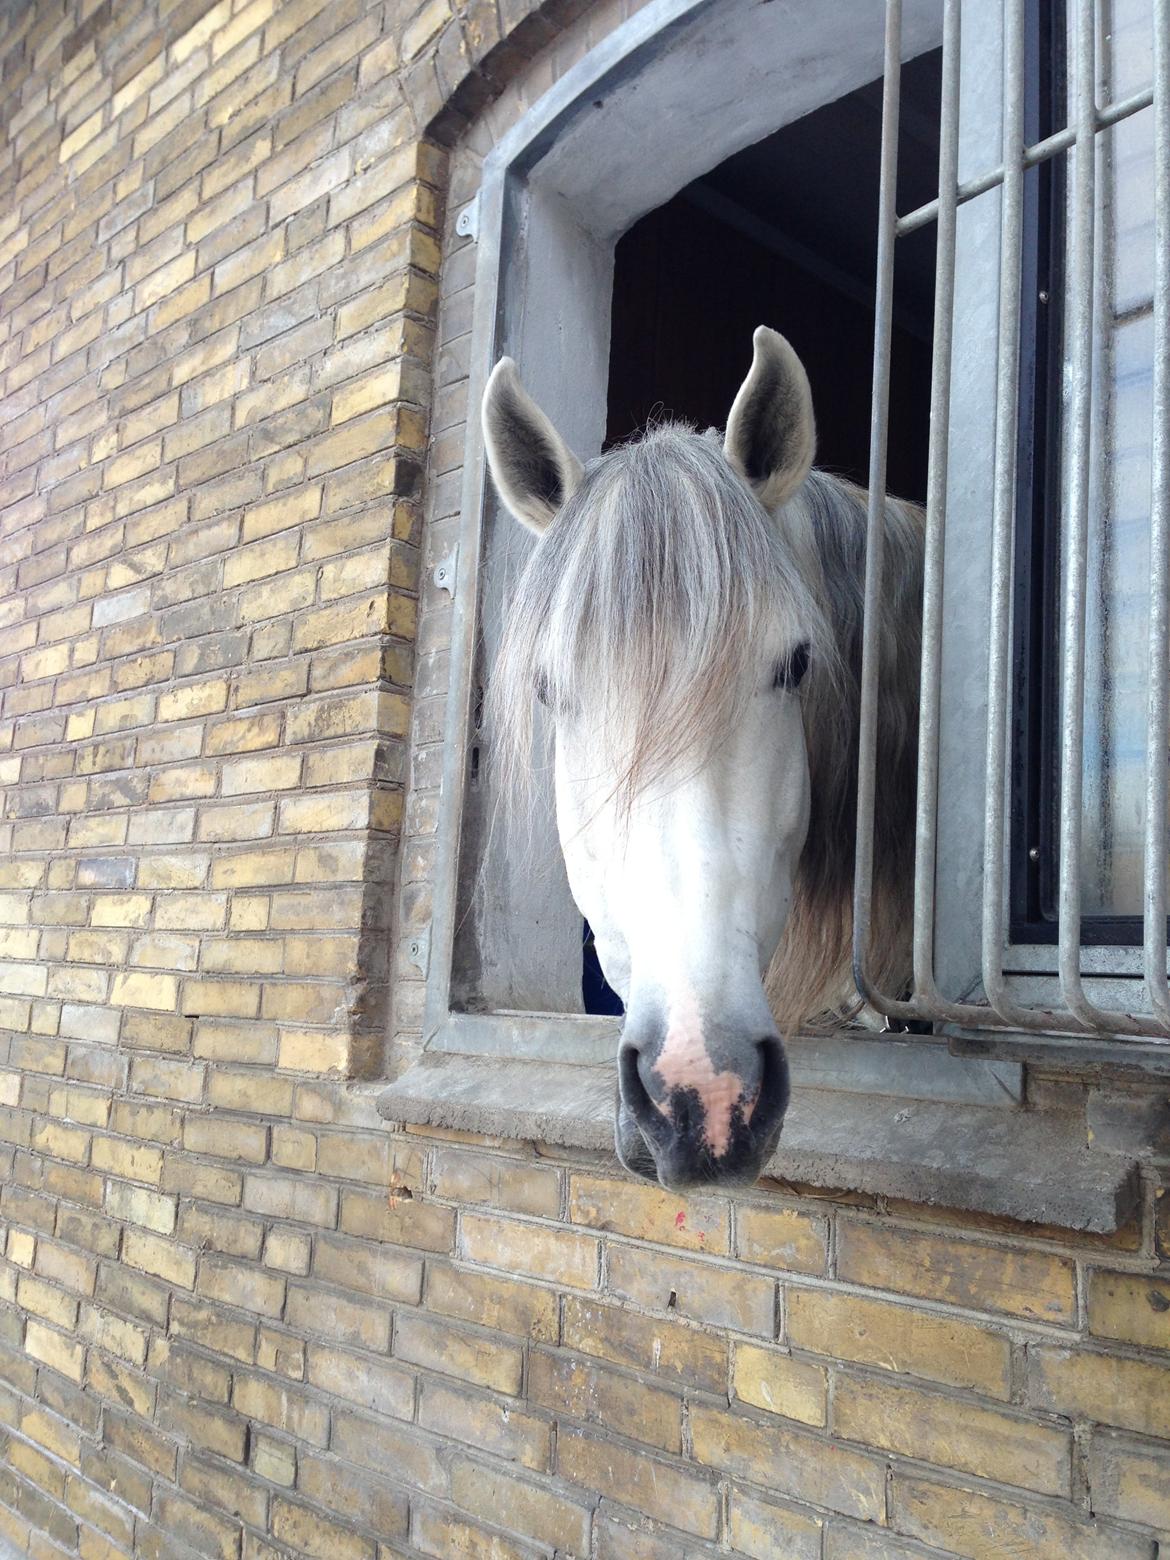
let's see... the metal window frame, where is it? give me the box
[418,0,1169,1083]
[852,0,1170,1049]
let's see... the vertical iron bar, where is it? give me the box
[1145,0,1170,1027]
[1057,0,1114,1025]
[981,0,1035,1025]
[852,0,907,1014]
[912,0,969,1017]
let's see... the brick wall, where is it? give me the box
[2,1,1170,1557]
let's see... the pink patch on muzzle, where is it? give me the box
[652,992,756,1159]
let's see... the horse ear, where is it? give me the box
[724,326,816,510]
[482,358,584,534]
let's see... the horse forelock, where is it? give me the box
[490,422,838,807]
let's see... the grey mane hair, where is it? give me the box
[489,426,924,1036]
[488,423,840,816]
[766,469,923,1034]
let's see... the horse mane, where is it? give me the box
[489,426,922,1034]
[490,424,839,809]
[765,469,923,1033]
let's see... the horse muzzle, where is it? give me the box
[614,1034,790,1191]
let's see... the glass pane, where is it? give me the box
[1068,0,1156,917]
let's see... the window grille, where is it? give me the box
[854,0,1170,1040]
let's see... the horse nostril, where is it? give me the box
[618,1044,673,1153]
[752,1035,790,1137]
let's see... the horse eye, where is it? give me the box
[774,642,810,690]
[534,672,553,707]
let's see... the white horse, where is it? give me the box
[483,328,923,1190]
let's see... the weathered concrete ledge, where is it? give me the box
[378,1053,1140,1233]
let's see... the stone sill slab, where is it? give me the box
[378,1053,1139,1234]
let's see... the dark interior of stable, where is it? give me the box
[583,48,942,1014]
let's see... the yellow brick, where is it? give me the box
[241,483,322,543]
[270,1500,370,1560]
[221,754,302,795]
[338,1186,454,1253]
[317,552,388,600]
[836,1219,1076,1323]
[836,1373,1071,1496]
[271,1123,317,1170]
[1028,1345,1170,1438]
[568,1173,729,1254]
[263,1228,312,1275]
[284,692,377,745]
[1087,1268,1170,1351]
[223,531,301,587]
[205,713,282,756]
[232,1373,328,1446]
[31,1120,91,1162]
[157,680,230,722]
[104,1181,177,1234]
[292,596,387,653]
[692,1402,884,1521]
[393,1310,521,1395]
[260,982,341,1024]
[7,1230,36,1266]
[200,936,283,975]
[529,1348,680,1453]
[331,365,402,424]
[1090,1427,1170,1533]
[277,791,368,834]
[892,1472,1149,1560]
[17,1272,79,1330]
[459,1212,598,1291]
[60,107,105,163]
[728,1491,822,1560]
[25,1320,85,1382]
[137,855,211,890]
[733,1342,827,1426]
[306,412,394,478]
[283,1023,350,1073]
[423,1263,557,1345]
[157,273,214,330]
[293,841,367,882]
[183,1116,268,1164]
[430,1148,560,1219]
[90,1137,164,1185]
[197,801,275,843]
[229,896,269,932]
[786,1287,1011,1398]
[234,663,309,706]
[213,228,285,294]
[607,1243,774,1334]
[736,1203,829,1274]
[91,894,153,928]
[137,252,197,312]
[558,1425,718,1539]
[122,1228,197,1289]
[109,971,178,1011]
[155,893,228,931]
[209,848,296,889]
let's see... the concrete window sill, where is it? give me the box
[378,1053,1139,1234]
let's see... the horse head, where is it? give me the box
[483,328,843,1190]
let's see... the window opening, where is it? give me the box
[1013,0,1166,946]
[584,51,942,1013]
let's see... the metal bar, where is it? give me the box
[911,0,970,1020]
[981,0,1034,1027]
[853,0,913,1019]
[898,85,1154,235]
[1056,0,1113,1027]
[854,0,1092,1036]
[1144,0,1170,1029]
